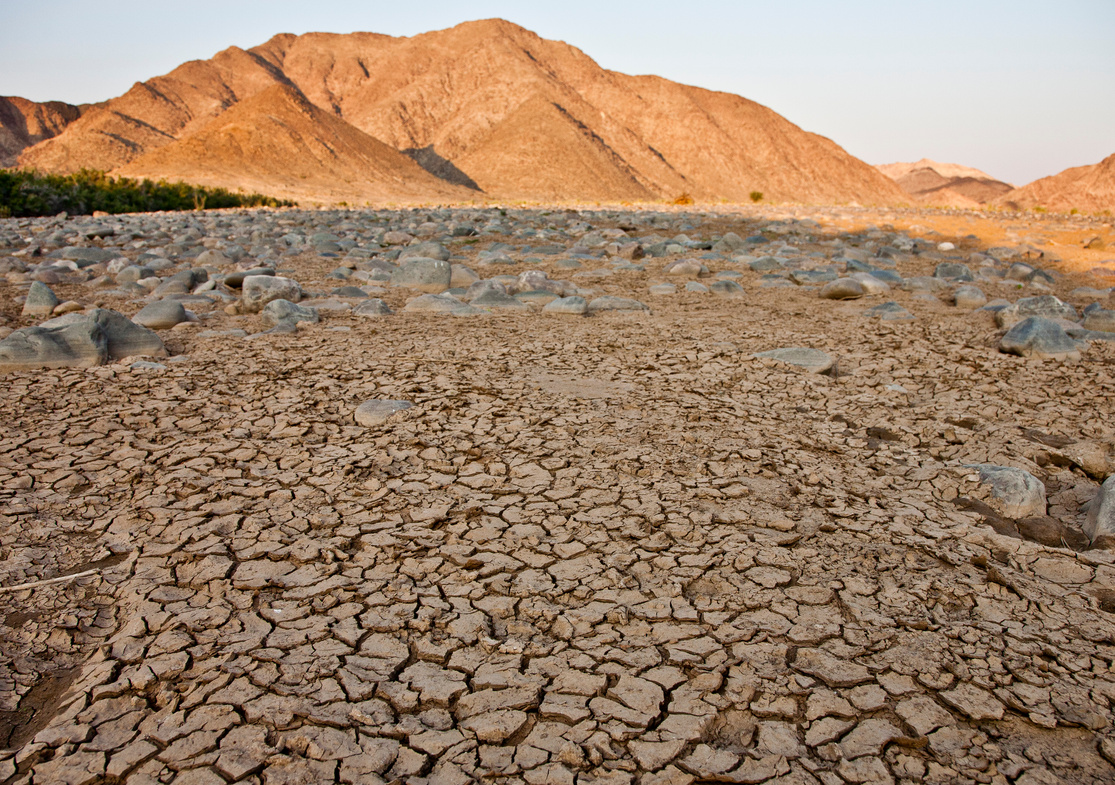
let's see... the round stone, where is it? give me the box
[355,400,413,427]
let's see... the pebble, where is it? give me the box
[354,399,413,426]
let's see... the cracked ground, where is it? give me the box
[1,205,1115,784]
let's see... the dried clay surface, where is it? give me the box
[1,203,1115,785]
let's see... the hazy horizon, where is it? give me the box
[2,0,1112,187]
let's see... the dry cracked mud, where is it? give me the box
[1,204,1114,784]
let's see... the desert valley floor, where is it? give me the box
[1,203,1114,785]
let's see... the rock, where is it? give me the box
[934,262,973,281]
[863,302,913,321]
[937,242,956,252]
[1083,309,1115,333]
[399,242,450,262]
[649,283,677,295]
[390,258,452,293]
[0,308,164,371]
[60,247,115,266]
[999,317,1081,360]
[709,280,744,296]
[224,268,275,288]
[353,299,392,318]
[964,464,1047,518]
[587,296,649,313]
[471,290,531,312]
[791,270,838,285]
[261,300,320,329]
[402,294,481,316]
[21,281,59,317]
[820,279,865,300]
[995,295,1078,329]
[952,285,987,309]
[1085,475,1115,542]
[0,319,107,371]
[450,266,479,289]
[132,300,188,330]
[542,296,588,315]
[116,265,155,285]
[355,400,413,427]
[242,276,303,313]
[753,348,835,375]
[665,260,706,276]
[685,282,709,293]
[848,273,890,295]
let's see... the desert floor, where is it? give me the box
[1,203,1114,785]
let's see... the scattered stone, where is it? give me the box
[353,299,392,317]
[21,281,59,317]
[995,295,1078,329]
[355,400,413,427]
[587,296,649,313]
[753,348,835,375]
[390,258,452,293]
[862,301,913,321]
[1000,317,1081,360]
[261,300,320,329]
[953,285,987,309]
[964,464,1047,518]
[542,296,588,315]
[132,300,188,330]
[402,293,481,316]
[820,278,866,300]
[1085,476,1115,543]
[242,276,303,313]
[934,262,973,281]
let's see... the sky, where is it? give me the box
[2,0,1112,186]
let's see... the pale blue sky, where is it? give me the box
[2,0,1112,185]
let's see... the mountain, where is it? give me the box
[0,96,83,167]
[115,85,476,203]
[994,154,1115,214]
[17,19,907,205]
[877,158,1013,208]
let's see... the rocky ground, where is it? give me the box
[0,203,1114,785]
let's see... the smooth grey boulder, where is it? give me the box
[586,296,649,313]
[224,268,275,288]
[22,281,59,317]
[242,275,303,313]
[450,265,480,289]
[470,290,531,311]
[648,283,678,296]
[753,347,835,374]
[1083,309,1115,333]
[465,280,508,301]
[848,273,890,295]
[87,309,167,359]
[1085,476,1115,543]
[353,299,392,318]
[355,400,413,426]
[934,262,974,282]
[863,301,914,321]
[965,464,1047,518]
[261,299,319,329]
[402,293,480,316]
[709,279,744,296]
[543,296,588,315]
[391,258,451,293]
[686,282,709,293]
[133,300,188,329]
[399,242,450,262]
[116,266,155,285]
[995,295,1077,329]
[790,270,838,285]
[1000,317,1080,360]
[953,285,987,309]
[60,247,115,266]
[820,279,866,300]
[517,270,568,296]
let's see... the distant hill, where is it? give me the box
[876,158,1013,208]
[115,85,476,204]
[17,19,906,205]
[994,153,1115,214]
[0,96,83,167]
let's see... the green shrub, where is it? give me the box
[749,191,763,203]
[0,168,294,218]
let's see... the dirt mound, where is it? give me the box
[995,153,1115,213]
[115,84,476,204]
[19,19,906,205]
[877,158,1013,207]
[0,97,82,167]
